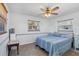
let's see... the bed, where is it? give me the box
[36,19,74,56]
[36,33,73,56]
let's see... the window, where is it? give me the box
[0,22,4,32]
[0,14,7,34]
[28,20,40,31]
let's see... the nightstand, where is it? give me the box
[7,40,19,56]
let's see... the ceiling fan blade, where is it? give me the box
[51,13,58,15]
[52,6,59,11]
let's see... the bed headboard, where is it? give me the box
[57,18,74,38]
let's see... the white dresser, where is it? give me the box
[74,35,79,51]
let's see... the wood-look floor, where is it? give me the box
[10,43,79,56]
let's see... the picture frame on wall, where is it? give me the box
[28,20,40,31]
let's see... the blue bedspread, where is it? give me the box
[36,35,72,56]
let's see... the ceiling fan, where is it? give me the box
[40,6,59,17]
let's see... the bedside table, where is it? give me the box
[7,40,19,56]
[74,35,79,51]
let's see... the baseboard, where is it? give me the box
[19,41,35,45]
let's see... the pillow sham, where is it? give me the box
[48,33,54,36]
[48,32,61,37]
[60,33,73,38]
[53,32,61,37]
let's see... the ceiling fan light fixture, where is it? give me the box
[41,6,59,18]
[44,13,51,17]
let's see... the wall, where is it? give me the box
[47,18,57,33]
[8,12,49,45]
[0,33,9,56]
[49,11,79,35]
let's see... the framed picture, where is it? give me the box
[28,20,40,31]
[57,19,73,32]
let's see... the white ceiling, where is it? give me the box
[6,3,79,19]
